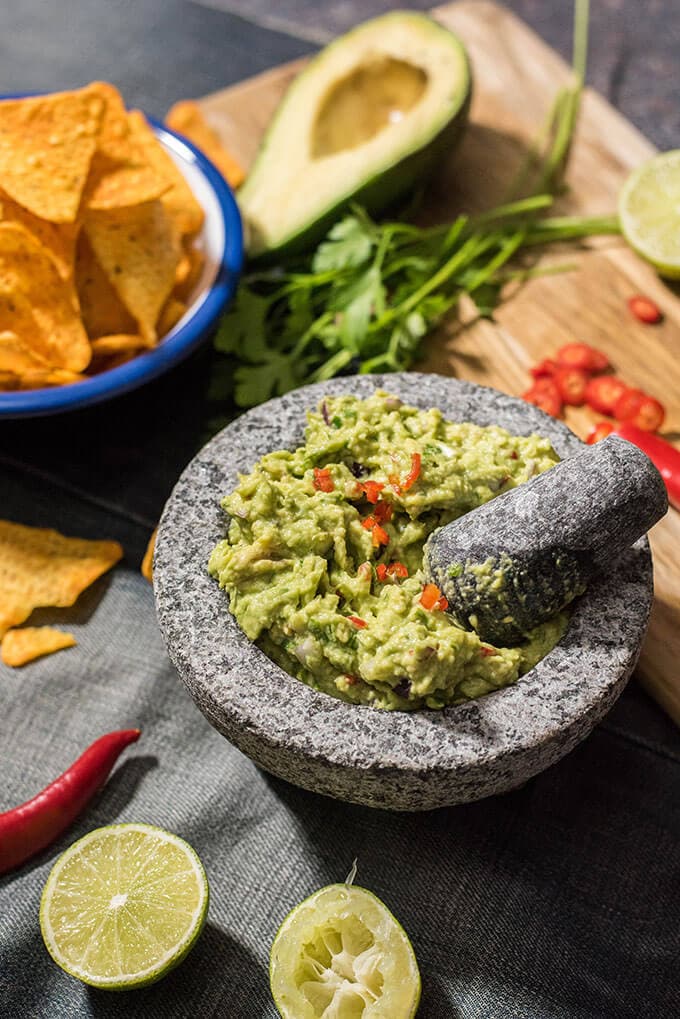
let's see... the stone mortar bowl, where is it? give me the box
[154,373,653,811]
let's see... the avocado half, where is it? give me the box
[239,11,472,260]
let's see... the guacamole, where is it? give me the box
[209,392,568,710]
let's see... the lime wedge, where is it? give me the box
[270,882,421,1018]
[619,150,680,278]
[40,823,209,990]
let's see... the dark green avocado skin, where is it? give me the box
[243,32,473,264]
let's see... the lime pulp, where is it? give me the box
[619,150,680,278]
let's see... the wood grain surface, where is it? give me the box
[197,0,680,724]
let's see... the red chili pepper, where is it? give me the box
[0,729,140,875]
[361,515,377,531]
[554,366,589,406]
[386,562,408,579]
[522,379,562,417]
[556,343,610,373]
[372,523,389,548]
[623,395,666,433]
[401,453,422,492]
[586,421,615,444]
[584,375,629,415]
[313,467,334,492]
[612,388,645,422]
[373,500,393,524]
[480,646,497,657]
[530,358,557,378]
[389,452,422,496]
[437,595,449,611]
[628,295,662,324]
[613,424,680,509]
[348,616,367,628]
[361,481,384,504]
[420,584,443,610]
[376,564,388,582]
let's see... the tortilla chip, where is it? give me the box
[0,193,78,280]
[84,200,180,343]
[75,232,137,339]
[86,351,137,375]
[0,370,19,390]
[0,331,50,375]
[14,369,85,390]
[157,297,187,337]
[128,110,204,236]
[2,627,76,667]
[0,87,104,222]
[0,520,123,637]
[89,333,146,358]
[141,527,157,583]
[165,100,245,188]
[84,83,170,211]
[0,223,91,371]
[173,245,205,303]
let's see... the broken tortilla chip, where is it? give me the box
[0,87,104,222]
[0,192,78,280]
[0,330,50,375]
[141,528,157,583]
[75,232,137,339]
[0,223,91,371]
[84,199,180,343]
[157,296,187,337]
[89,334,146,358]
[2,626,77,667]
[128,110,204,236]
[84,82,170,211]
[165,100,245,188]
[0,520,122,637]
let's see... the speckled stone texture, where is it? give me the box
[154,374,653,811]
[426,435,667,645]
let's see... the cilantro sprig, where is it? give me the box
[213,0,614,410]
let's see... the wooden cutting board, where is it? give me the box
[197,0,680,726]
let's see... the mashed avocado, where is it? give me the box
[209,392,568,710]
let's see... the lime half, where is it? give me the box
[270,882,421,1019]
[619,150,680,278]
[40,823,209,990]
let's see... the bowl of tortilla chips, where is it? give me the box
[0,82,243,417]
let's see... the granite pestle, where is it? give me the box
[424,435,668,646]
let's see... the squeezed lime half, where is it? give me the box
[270,882,421,1018]
[40,823,209,990]
[619,150,680,278]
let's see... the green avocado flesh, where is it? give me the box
[209,392,569,711]
[238,12,471,260]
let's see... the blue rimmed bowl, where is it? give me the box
[0,114,243,418]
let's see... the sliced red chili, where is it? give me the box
[625,395,666,433]
[584,375,628,415]
[375,563,388,582]
[373,500,393,524]
[628,295,662,324]
[554,366,589,406]
[386,562,408,579]
[613,388,645,422]
[556,343,610,373]
[313,467,334,492]
[586,421,615,445]
[420,584,443,610]
[480,646,497,657]
[522,379,562,417]
[372,524,389,548]
[348,616,367,628]
[437,595,449,611]
[361,481,384,504]
[530,358,557,378]
[361,515,377,531]
[401,453,422,492]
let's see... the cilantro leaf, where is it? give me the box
[312,214,374,272]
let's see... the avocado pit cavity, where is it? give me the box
[312,58,428,158]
